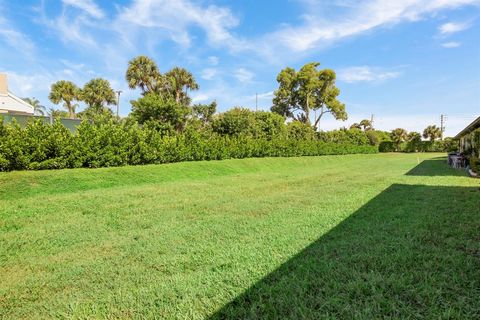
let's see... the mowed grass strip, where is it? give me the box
[0,153,478,319]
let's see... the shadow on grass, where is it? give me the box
[405,157,467,177]
[209,184,480,319]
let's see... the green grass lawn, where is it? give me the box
[1,153,479,319]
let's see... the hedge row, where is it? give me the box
[0,119,377,171]
[378,140,458,153]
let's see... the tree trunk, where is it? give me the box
[67,102,73,119]
[176,90,181,104]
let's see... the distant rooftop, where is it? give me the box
[0,73,34,115]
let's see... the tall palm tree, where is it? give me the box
[81,78,116,116]
[126,56,162,94]
[48,80,81,119]
[423,125,442,142]
[165,67,199,104]
[22,97,46,116]
[390,128,408,151]
[350,123,362,130]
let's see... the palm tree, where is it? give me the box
[390,128,408,151]
[407,131,421,143]
[47,107,69,119]
[359,119,373,131]
[48,80,81,118]
[81,78,116,116]
[22,97,46,116]
[350,123,362,130]
[423,125,442,142]
[165,67,199,104]
[126,56,162,94]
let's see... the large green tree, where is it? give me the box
[48,80,81,118]
[423,125,442,142]
[126,56,163,95]
[22,97,46,116]
[165,67,199,105]
[271,62,347,130]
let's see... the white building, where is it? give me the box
[0,73,34,115]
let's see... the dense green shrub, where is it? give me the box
[131,94,189,133]
[379,139,457,153]
[287,121,315,140]
[318,128,370,145]
[212,107,286,139]
[0,118,377,172]
[379,141,396,152]
[473,129,480,157]
[469,156,479,174]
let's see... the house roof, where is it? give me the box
[0,73,34,115]
[0,91,35,114]
[454,116,480,139]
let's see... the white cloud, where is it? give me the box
[191,93,210,103]
[37,0,105,48]
[438,21,470,34]
[0,15,36,56]
[256,0,480,55]
[33,0,480,67]
[53,15,99,47]
[441,41,461,48]
[201,68,218,80]
[234,68,254,83]
[337,66,401,83]
[62,0,104,19]
[5,71,58,98]
[116,0,244,50]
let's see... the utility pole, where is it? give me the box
[116,90,122,118]
[255,93,258,111]
[370,114,374,129]
[440,114,446,140]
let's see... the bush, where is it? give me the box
[0,118,377,172]
[211,107,286,139]
[379,141,397,152]
[287,121,315,140]
[131,94,189,133]
[469,156,479,173]
[379,139,458,153]
[318,129,370,146]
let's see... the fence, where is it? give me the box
[1,114,82,132]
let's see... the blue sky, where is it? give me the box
[0,0,479,136]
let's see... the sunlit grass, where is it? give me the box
[1,153,478,319]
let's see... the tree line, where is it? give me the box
[37,57,348,133]
[22,57,448,147]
